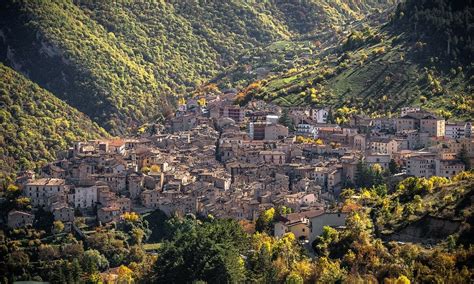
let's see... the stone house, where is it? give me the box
[24,178,69,208]
[420,114,445,137]
[309,212,347,244]
[369,138,398,157]
[8,210,34,228]
[97,207,121,223]
[52,205,75,223]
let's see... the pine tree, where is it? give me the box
[70,258,82,283]
[389,159,399,174]
[458,145,471,170]
[279,109,295,132]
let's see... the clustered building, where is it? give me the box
[9,94,473,243]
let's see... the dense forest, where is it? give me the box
[394,0,474,63]
[0,63,107,184]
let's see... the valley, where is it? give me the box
[0,0,473,283]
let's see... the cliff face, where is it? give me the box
[385,216,461,244]
[378,177,474,245]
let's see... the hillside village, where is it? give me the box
[7,89,473,247]
[1,0,473,282]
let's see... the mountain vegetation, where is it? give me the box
[0,1,473,282]
[1,0,397,133]
[0,0,400,180]
[0,63,107,182]
[342,171,474,240]
[235,0,473,120]
[1,0,172,134]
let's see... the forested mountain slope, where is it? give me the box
[0,0,400,179]
[235,0,473,120]
[1,0,172,134]
[0,63,108,181]
[0,0,397,134]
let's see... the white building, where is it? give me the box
[296,121,317,138]
[72,185,98,209]
[310,108,328,124]
[266,115,279,124]
[369,138,398,157]
[24,178,69,208]
[445,122,472,139]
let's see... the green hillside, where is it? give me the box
[0,0,401,181]
[376,174,473,238]
[0,63,108,181]
[341,172,474,248]
[1,0,172,134]
[235,0,473,120]
[0,0,397,134]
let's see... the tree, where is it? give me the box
[128,245,145,263]
[83,249,109,274]
[38,244,59,261]
[314,257,346,283]
[248,245,273,282]
[285,272,303,284]
[117,265,134,284]
[6,184,21,200]
[197,97,207,107]
[150,164,161,173]
[53,220,65,233]
[279,109,295,132]
[152,218,248,283]
[131,228,145,245]
[355,160,369,188]
[355,161,384,188]
[256,208,276,234]
[292,259,313,281]
[62,243,84,260]
[7,250,30,275]
[122,212,140,222]
[70,258,83,283]
[15,197,31,210]
[389,159,400,174]
[313,226,340,256]
[395,275,411,284]
[458,145,471,170]
[326,108,335,124]
[34,208,54,233]
[141,166,150,174]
